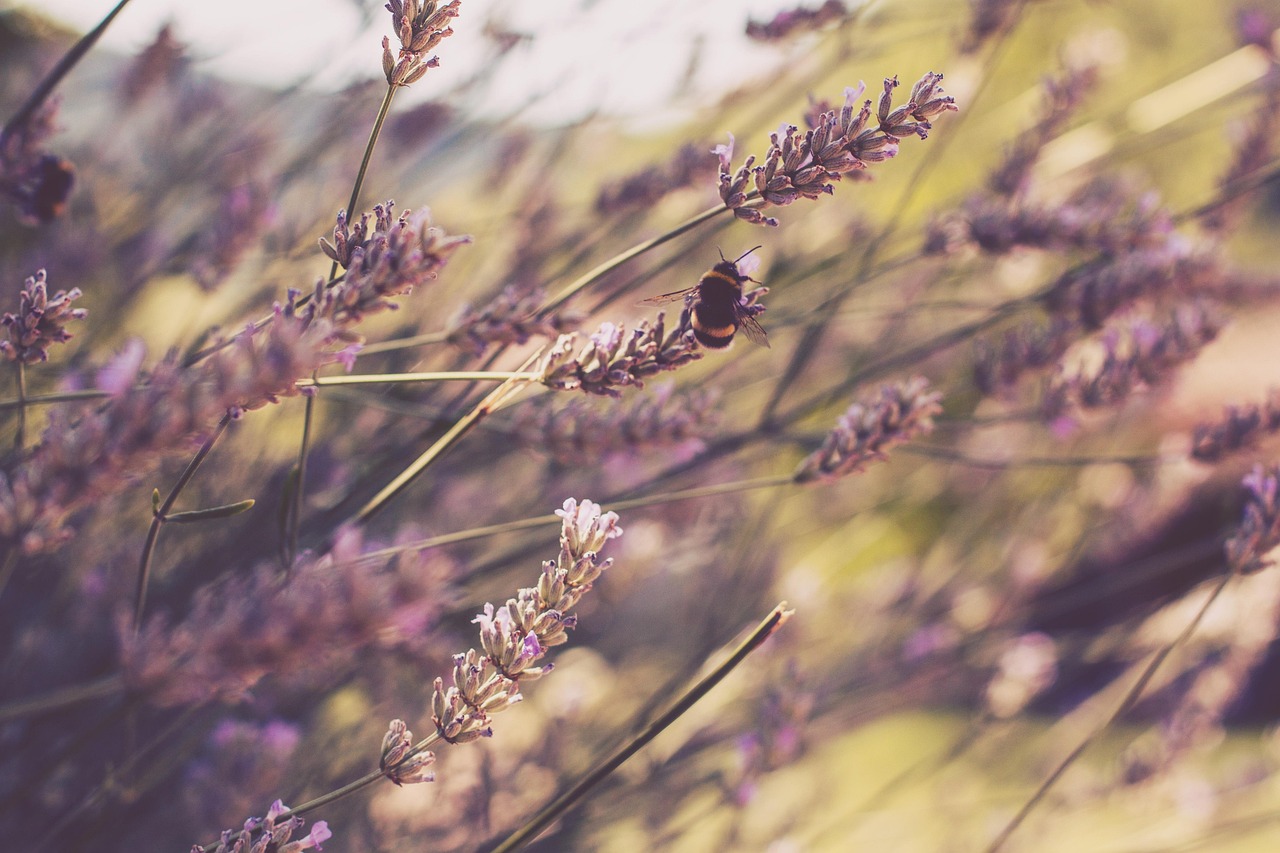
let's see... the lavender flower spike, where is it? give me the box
[537,312,702,397]
[193,799,332,852]
[793,377,942,483]
[556,496,623,556]
[1226,465,1280,575]
[717,72,956,227]
[379,719,437,785]
[383,499,621,782]
[0,269,86,364]
[383,0,462,87]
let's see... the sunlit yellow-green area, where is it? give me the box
[5,0,1280,850]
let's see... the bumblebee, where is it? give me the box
[641,247,769,349]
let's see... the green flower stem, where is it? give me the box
[487,602,794,853]
[283,385,316,570]
[298,370,538,388]
[351,475,794,566]
[538,204,729,315]
[328,81,398,283]
[984,569,1235,852]
[0,674,123,724]
[351,364,539,525]
[0,388,108,410]
[0,372,523,413]
[13,361,26,450]
[133,413,231,632]
[357,329,451,355]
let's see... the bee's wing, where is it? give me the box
[639,287,696,306]
[738,312,770,348]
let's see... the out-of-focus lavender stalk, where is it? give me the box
[122,528,456,708]
[0,94,74,225]
[793,377,942,483]
[1226,465,1280,575]
[0,205,466,555]
[1191,389,1280,462]
[513,381,719,462]
[595,142,709,214]
[444,284,580,355]
[746,0,850,42]
[1041,304,1222,419]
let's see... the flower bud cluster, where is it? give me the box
[1191,389,1280,462]
[514,381,719,462]
[1041,304,1221,418]
[793,377,941,483]
[316,202,471,332]
[444,285,580,355]
[0,269,86,364]
[381,499,621,783]
[1226,465,1280,574]
[382,1,462,87]
[717,73,956,227]
[537,312,702,398]
[193,799,331,853]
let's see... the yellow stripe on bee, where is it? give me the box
[700,270,740,285]
[695,322,736,336]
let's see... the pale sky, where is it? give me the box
[11,0,814,126]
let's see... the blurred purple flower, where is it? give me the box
[746,1,849,42]
[794,377,942,483]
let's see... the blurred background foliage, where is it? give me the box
[4,0,1280,850]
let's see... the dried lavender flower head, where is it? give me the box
[0,269,87,363]
[383,0,463,87]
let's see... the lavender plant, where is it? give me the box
[4,2,1280,852]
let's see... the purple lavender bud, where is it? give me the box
[537,313,702,397]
